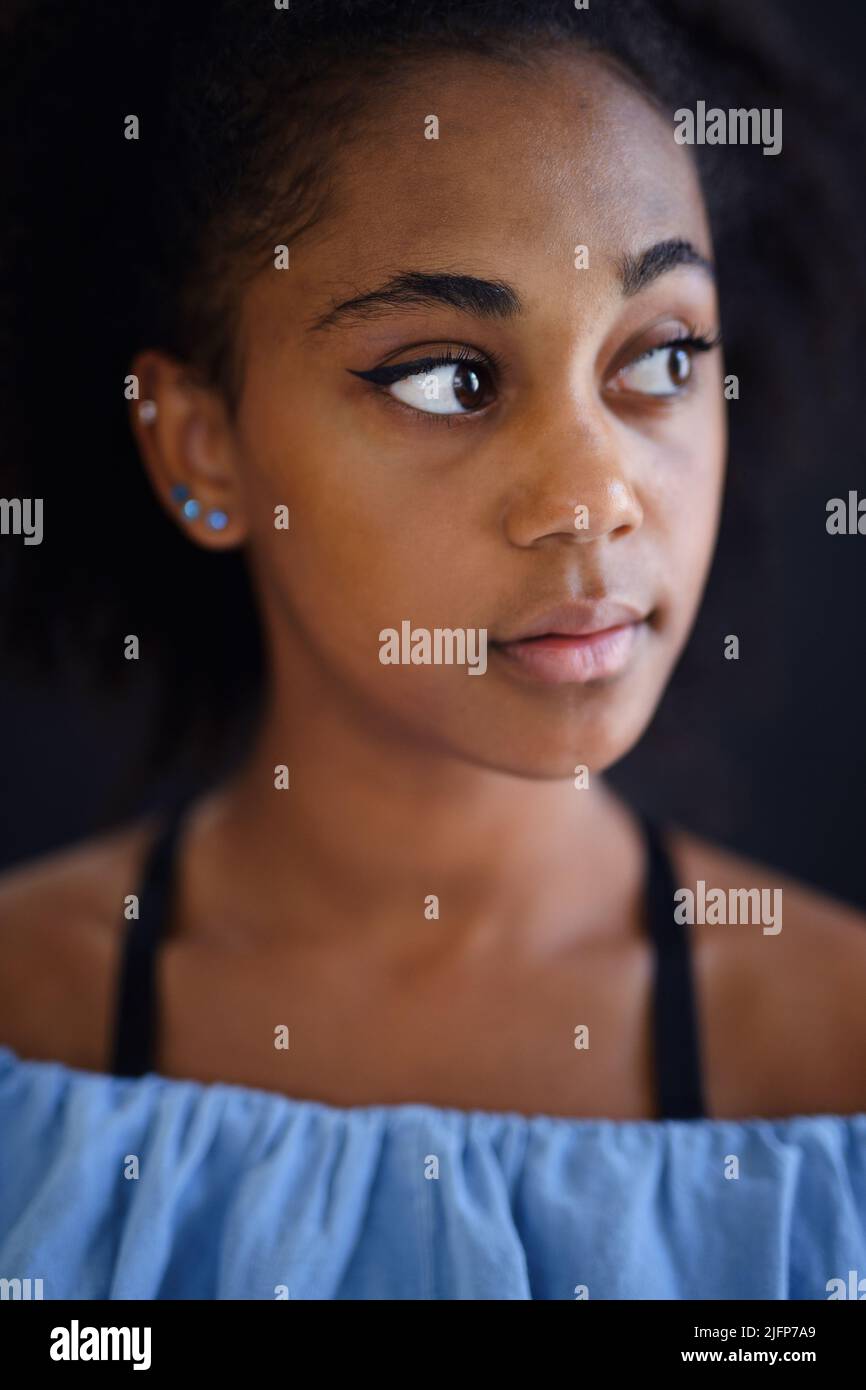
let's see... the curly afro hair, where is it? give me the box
[2,0,864,808]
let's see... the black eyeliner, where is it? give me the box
[664,329,723,352]
[348,346,491,387]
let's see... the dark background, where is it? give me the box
[2,0,865,904]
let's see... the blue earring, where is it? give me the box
[171,486,228,530]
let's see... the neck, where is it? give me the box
[183,638,643,941]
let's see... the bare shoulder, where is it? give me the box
[669,827,866,1118]
[0,818,156,1069]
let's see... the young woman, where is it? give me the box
[1,0,864,1300]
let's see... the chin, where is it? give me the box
[442,706,657,782]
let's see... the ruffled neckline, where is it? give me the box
[1,1043,862,1134]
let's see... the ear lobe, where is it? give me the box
[129,348,249,548]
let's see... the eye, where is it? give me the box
[349,350,498,416]
[390,360,495,415]
[611,334,720,398]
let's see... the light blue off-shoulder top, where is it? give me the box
[0,1045,864,1300]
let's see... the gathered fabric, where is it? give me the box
[1,1045,864,1300]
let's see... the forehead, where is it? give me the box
[307,48,710,278]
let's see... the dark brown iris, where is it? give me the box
[453,363,492,409]
[668,347,691,388]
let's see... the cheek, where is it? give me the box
[652,401,727,613]
[236,393,475,643]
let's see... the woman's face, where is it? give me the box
[224,49,726,777]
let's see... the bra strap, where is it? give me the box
[109,803,187,1078]
[641,815,708,1120]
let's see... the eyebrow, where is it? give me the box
[308,240,714,331]
[308,271,522,331]
[619,238,715,296]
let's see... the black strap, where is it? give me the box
[109,803,188,1078]
[111,801,707,1118]
[642,814,707,1120]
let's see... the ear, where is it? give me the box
[128,349,248,548]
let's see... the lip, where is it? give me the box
[492,601,649,686]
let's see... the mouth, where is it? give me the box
[491,601,651,686]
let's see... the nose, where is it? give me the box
[501,409,644,548]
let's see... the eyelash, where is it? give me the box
[624,330,721,367]
[351,344,504,388]
[350,331,722,424]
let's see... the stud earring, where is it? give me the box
[170,487,228,530]
[170,484,200,520]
